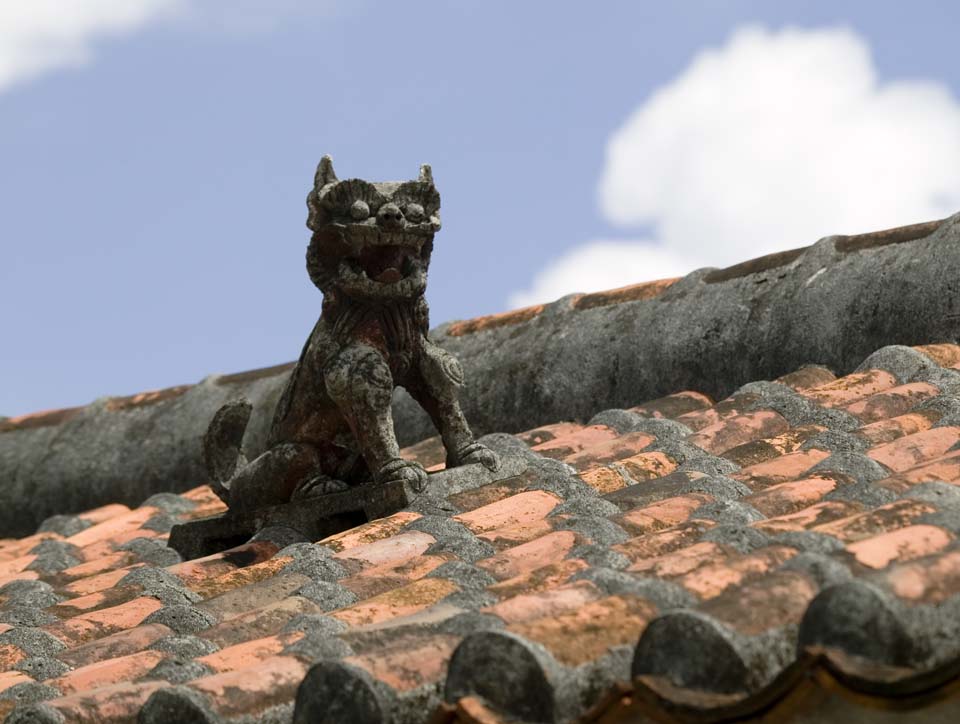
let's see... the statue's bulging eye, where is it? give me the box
[404,203,424,222]
[350,200,370,220]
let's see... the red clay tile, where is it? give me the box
[618,451,678,482]
[51,585,143,618]
[476,531,579,581]
[846,525,954,569]
[732,448,831,488]
[0,532,62,562]
[447,304,546,337]
[744,476,840,518]
[400,434,447,469]
[530,425,619,459]
[188,655,309,719]
[486,559,589,599]
[914,343,960,368]
[702,571,818,635]
[341,554,450,600]
[60,565,142,598]
[613,522,714,563]
[42,681,165,723]
[190,555,296,601]
[867,427,960,472]
[44,596,164,647]
[630,391,714,420]
[577,466,632,494]
[0,644,28,672]
[775,366,837,391]
[0,671,32,694]
[52,649,167,695]
[629,541,727,578]
[321,511,423,553]
[516,422,584,447]
[454,491,561,537]
[333,530,436,569]
[674,393,761,432]
[679,546,798,599]
[511,595,657,666]
[199,573,313,622]
[813,499,937,542]
[720,425,826,468]
[856,410,941,446]
[58,624,173,669]
[573,277,678,310]
[877,450,960,491]
[346,633,460,691]
[884,550,960,604]
[617,494,713,535]
[800,369,899,408]
[686,410,791,455]
[484,580,602,625]
[563,431,657,471]
[170,540,280,590]
[64,506,161,549]
[843,382,939,423]
[330,578,459,627]
[479,518,557,550]
[0,554,37,580]
[198,631,303,673]
[201,596,323,649]
[752,500,863,534]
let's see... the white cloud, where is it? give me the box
[508,240,692,309]
[511,25,960,307]
[0,1,185,93]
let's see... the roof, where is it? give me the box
[3,214,959,539]
[2,341,960,722]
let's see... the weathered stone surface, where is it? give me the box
[2,214,958,536]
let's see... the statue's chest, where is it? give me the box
[334,303,418,376]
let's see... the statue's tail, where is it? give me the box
[203,398,253,498]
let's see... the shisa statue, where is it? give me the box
[203,156,499,511]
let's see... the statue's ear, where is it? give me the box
[418,163,433,184]
[315,155,338,188]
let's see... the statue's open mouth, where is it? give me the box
[351,242,421,285]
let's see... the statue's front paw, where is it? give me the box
[376,458,429,493]
[455,442,501,472]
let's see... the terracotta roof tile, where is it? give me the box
[4,336,960,722]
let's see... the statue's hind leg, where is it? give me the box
[226,442,324,511]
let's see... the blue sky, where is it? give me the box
[2,1,960,416]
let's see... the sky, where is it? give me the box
[2,1,960,417]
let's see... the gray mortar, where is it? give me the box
[567,647,632,721]
[284,631,354,663]
[809,451,892,483]
[436,611,505,637]
[549,497,621,519]
[771,531,846,556]
[676,455,741,476]
[141,512,177,534]
[904,481,960,534]
[293,661,395,724]
[405,492,461,517]
[118,537,182,567]
[5,214,960,537]
[855,345,937,383]
[800,429,869,454]
[141,492,197,515]
[916,393,960,427]
[296,580,358,612]
[392,684,444,724]
[781,552,852,588]
[426,560,497,590]
[444,630,576,724]
[439,589,498,611]
[587,409,693,438]
[284,613,348,637]
[602,473,748,513]
[693,500,765,526]
[0,607,59,627]
[409,515,496,563]
[0,629,66,658]
[119,567,200,606]
[549,514,629,546]
[150,634,219,658]
[567,544,631,570]
[14,658,70,682]
[24,540,81,574]
[749,392,860,432]
[702,524,770,553]
[798,580,915,666]
[138,685,221,724]
[250,525,311,549]
[573,568,694,610]
[36,514,91,537]
[279,543,348,582]
[143,605,218,634]
[0,581,63,609]
[915,367,960,394]
[825,481,899,507]
[0,682,61,706]
[523,458,595,501]
[736,380,795,398]
[3,703,66,724]
[141,657,213,684]
[901,595,960,669]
